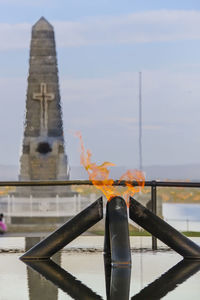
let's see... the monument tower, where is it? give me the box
[19,17,70,196]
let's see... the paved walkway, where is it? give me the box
[0,235,200,252]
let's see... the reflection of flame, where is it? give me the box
[76,132,145,206]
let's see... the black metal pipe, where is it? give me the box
[129,197,200,259]
[152,181,200,188]
[151,183,157,250]
[2,179,200,188]
[105,197,131,266]
[132,259,200,299]
[20,197,103,260]
[24,259,103,300]
[104,203,111,260]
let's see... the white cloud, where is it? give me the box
[68,117,93,128]
[119,117,137,124]
[55,10,200,46]
[61,72,136,104]
[0,23,30,50]
[143,125,162,130]
[1,10,200,50]
[60,69,200,135]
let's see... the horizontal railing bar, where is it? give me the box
[152,181,200,188]
[1,180,200,188]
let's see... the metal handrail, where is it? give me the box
[1,179,200,251]
[0,179,200,187]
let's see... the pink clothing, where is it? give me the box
[0,221,7,232]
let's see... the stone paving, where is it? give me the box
[1,235,200,253]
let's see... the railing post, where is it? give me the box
[7,195,11,224]
[151,181,157,250]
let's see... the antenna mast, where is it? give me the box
[139,72,143,171]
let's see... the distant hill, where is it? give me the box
[70,164,200,181]
[144,164,200,181]
[70,166,127,180]
[1,163,200,181]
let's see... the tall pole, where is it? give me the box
[139,72,143,171]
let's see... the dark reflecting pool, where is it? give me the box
[0,238,200,299]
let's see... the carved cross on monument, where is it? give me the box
[33,82,54,136]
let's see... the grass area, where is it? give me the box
[90,230,200,237]
[131,231,200,237]
[129,230,151,236]
[182,231,200,237]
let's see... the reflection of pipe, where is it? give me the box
[104,197,131,266]
[24,259,103,300]
[132,259,200,299]
[104,254,111,299]
[110,266,131,300]
[25,237,60,300]
[129,197,200,259]
[104,256,131,300]
[21,197,103,260]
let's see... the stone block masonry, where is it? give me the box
[18,17,71,197]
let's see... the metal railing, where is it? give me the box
[1,180,200,250]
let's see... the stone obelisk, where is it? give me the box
[19,17,70,196]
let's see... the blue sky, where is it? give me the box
[1,1,200,21]
[1,0,200,171]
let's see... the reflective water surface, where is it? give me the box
[0,244,200,299]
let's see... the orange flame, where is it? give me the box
[119,169,145,205]
[76,132,145,206]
